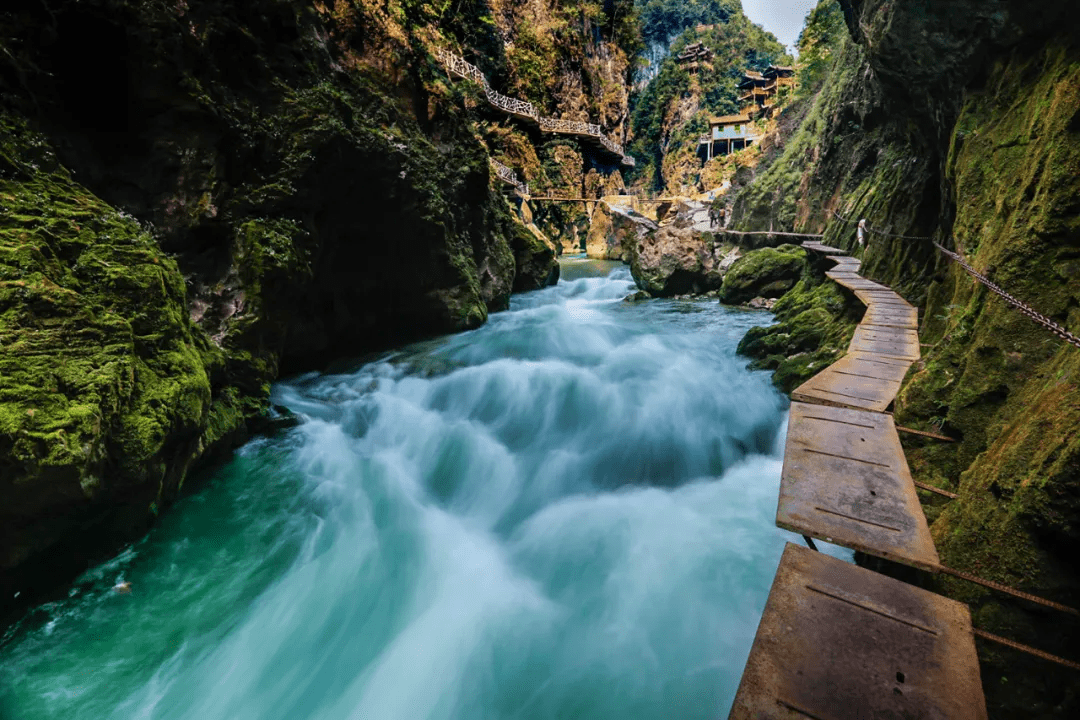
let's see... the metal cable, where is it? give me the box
[973,629,1080,672]
[828,210,1080,351]
[718,230,824,238]
[933,241,1080,351]
[937,565,1080,617]
[912,481,959,499]
[896,426,956,443]
[831,210,933,240]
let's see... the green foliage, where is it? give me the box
[634,0,740,47]
[736,269,860,393]
[0,114,223,535]
[796,0,846,97]
[719,244,806,304]
[628,10,788,188]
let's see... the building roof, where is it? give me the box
[767,65,794,73]
[711,113,753,126]
[677,42,713,62]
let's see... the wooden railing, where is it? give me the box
[436,48,634,168]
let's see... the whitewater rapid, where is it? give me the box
[0,259,849,720]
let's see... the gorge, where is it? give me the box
[2,1,1079,718]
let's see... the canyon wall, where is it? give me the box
[0,0,632,614]
[728,1,1080,715]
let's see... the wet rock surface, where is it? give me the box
[0,0,562,604]
[628,200,738,298]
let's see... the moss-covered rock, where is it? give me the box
[719,245,807,305]
[508,212,560,292]
[0,115,233,573]
[0,0,567,604]
[737,270,861,393]
[891,42,1080,714]
[727,1,1080,712]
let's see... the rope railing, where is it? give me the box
[435,48,634,168]
[830,210,1080,351]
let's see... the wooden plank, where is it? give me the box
[777,402,940,570]
[864,305,919,329]
[832,278,889,292]
[827,271,886,288]
[803,242,847,255]
[850,325,921,361]
[855,289,912,307]
[792,352,912,412]
[729,543,987,720]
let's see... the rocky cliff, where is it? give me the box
[727,1,1080,715]
[477,0,639,247]
[0,0,633,615]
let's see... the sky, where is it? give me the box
[740,0,821,56]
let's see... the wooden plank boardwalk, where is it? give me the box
[436,49,635,168]
[792,351,912,412]
[729,241,989,719]
[778,402,939,570]
[730,544,987,720]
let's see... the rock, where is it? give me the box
[509,219,560,291]
[623,290,652,303]
[585,201,658,261]
[748,297,778,310]
[0,118,226,574]
[718,245,807,305]
[250,405,303,435]
[629,224,729,297]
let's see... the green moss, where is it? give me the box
[719,244,807,304]
[0,114,241,566]
[737,267,861,393]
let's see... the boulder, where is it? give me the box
[718,245,807,305]
[629,225,731,297]
[509,219,560,291]
[585,201,658,261]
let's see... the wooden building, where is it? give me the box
[737,66,797,119]
[765,65,796,88]
[698,112,760,161]
[676,42,714,72]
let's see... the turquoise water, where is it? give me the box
[0,259,849,719]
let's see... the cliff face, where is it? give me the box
[729,1,1080,714]
[477,0,638,249]
[0,0,635,610]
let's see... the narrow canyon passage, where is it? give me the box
[0,259,849,720]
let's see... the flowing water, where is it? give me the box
[0,259,850,720]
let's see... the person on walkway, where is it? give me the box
[857,218,867,248]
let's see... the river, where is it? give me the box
[0,258,849,720]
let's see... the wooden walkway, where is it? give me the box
[729,242,989,718]
[730,544,987,720]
